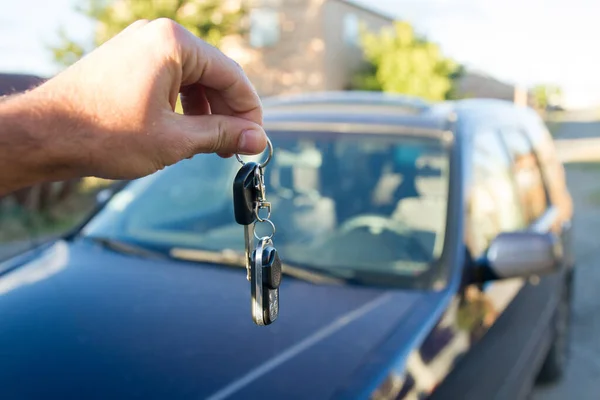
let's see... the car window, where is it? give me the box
[468,128,526,258]
[521,113,573,223]
[500,126,549,224]
[83,130,452,288]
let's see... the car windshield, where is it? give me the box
[82,129,451,288]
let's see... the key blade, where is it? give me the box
[243,224,254,281]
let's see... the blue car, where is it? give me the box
[0,92,574,399]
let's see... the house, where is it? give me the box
[456,71,534,107]
[222,0,532,105]
[221,0,394,97]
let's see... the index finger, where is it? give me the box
[171,22,263,125]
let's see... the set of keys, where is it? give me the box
[233,138,282,326]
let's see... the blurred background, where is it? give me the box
[1,1,599,397]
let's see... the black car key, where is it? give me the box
[233,139,280,326]
[233,161,259,225]
[233,161,260,281]
[251,238,281,325]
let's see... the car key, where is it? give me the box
[233,161,260,280]
[233,161,260,226]
[251,237,281,325]
[233,138,280,325]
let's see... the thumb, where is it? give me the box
[166,113,268,157]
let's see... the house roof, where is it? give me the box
[0,73,45,96]
[335,0,396,22]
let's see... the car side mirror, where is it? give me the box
[476,231,563,282]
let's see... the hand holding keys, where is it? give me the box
[233,139,282,326]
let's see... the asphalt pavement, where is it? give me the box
[532,120,600,399]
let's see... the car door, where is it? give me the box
[428,124,533,400]
[432,120,560,399]
[464,122,557,340]
[461,125,529,342]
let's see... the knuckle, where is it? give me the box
[135,18,150,26]
[210,119,227,153]
[149,18,183,48]
[152,17,178,31]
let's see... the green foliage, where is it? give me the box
[353,21,460,102]
[52,0,246,67]
[50,28,87,67]
[532,84,563,109]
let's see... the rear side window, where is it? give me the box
[467,129,526,257]
[522,113,572,219]
[500,127,549,223]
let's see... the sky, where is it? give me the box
[1,0,599,108]
[359,0,600,109]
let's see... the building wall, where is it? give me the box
[222,0,329,97]
[455,71,535,106]
[221,0,393,97]
[321,0,393,91]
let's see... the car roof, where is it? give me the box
[261,91,534,139]
[262,91,453,136]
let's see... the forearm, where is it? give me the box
[0,91,76,195]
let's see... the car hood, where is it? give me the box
[0,239,436,399]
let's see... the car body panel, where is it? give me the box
[0,238,442,400]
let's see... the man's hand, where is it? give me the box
[0,18,267,194]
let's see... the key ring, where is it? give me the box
[255,204,271,222]
[254,218,276,241]
[235,137,273,169]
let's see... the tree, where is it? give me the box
[352,21,460,102]
[51,0,247,67]
[532,84,563,110]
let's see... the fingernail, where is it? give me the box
[239,129,266,154]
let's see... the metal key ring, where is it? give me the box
[235,137,273,169]
[254,218,276,241]
[255,204,271,222]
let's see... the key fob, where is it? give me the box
[233,162,259,225]
[251,238,282,326]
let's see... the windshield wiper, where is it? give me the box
[83,237,343,285]
[84,236,167,259]
[169,247,343,285]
